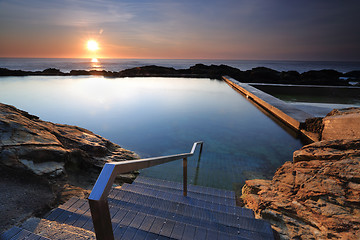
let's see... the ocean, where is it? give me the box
[1,58,360,73]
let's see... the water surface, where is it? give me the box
[0,76,303,189]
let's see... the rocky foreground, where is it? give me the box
[0,103,138,232]
[241,108,360,239]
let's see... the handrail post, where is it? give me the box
[198,143,203,161]
[183,157,187,196]
[88,141,203,239]
[88,199,114,240]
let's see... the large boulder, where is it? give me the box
[0,103,138,177]
[241,139,360,239]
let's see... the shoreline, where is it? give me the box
[1,63,359,86]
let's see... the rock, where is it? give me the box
[0,103,138,176]
[280,71,301,83]
[242,138,360,239]
[242,109,360,239]
[248,67,281,83]
[41,68,64,75]
[0,65,355,86]
[300,69,345,86]
[293,139,360,163]
[322,108,360,141]
[299,117,323,135]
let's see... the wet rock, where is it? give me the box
[0,103,138,176]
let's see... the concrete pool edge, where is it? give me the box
[223,76,319,142]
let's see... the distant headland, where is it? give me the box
[1,64,359,86]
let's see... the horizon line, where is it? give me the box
[1,57,360,63]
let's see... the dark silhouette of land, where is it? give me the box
[0,64,359,86]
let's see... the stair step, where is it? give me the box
[134,176,235,199]
[1,177,274,240]
[114,185,254,218]
[21,217,96,240]
[131,181,236,207]
[108,188,272,237]
[0,226,50,240]
[46,197,271,240]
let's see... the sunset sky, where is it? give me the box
[1,0,360,60]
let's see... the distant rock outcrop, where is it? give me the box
[241,108,360,239]
[0,103,138,177]
[1,64,359,86]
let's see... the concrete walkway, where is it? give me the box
[223,76,315,136]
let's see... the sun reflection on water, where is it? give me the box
[90,58,102,70]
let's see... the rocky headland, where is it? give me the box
[0,103,138,232]
[0,64,359,86]
[241,108,360,239]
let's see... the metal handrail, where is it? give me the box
[88,141,203,240]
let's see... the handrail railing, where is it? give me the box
[88,141,203,240]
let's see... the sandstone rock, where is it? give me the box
[0,103,138,176]
[242,139,360,239]
[322,108,360,141]
[293,139,360,163]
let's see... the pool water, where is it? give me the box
[0,76,303,190]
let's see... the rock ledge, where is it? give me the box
[241,108,360,239]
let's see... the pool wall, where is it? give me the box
[223,76,318,142]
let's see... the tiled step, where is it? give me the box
[130,181,236,207]
[45,197,253,240]
[1,177,274,240]
[0,226,50,240]
[115,184,254,218]
[108,188,273,238]
[20,217,96,240]
[134,176,235,199]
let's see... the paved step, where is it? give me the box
[134,176,236,199]
[116,184,254,218]
[45,197,252,240]
[20,217,96,240]
[108,188,273,238]
[0,226,50,240]
[1,177,274,240]
[131,181,236,207]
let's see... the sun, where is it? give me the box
[87,40,99,51]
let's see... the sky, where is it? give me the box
[0,0,360,61]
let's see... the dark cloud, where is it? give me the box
[0,0,359,60]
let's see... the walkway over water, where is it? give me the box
[223,76,314,130]
[223,76,318,142]
[1,176,274,240]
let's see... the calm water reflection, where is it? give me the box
[0,76,303,190]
